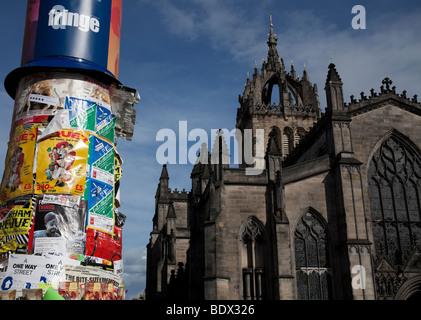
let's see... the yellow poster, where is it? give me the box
[0,126,37,202]
[35,129,89,196]
[0,197,34,255]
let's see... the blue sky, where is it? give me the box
[0,0,421,299]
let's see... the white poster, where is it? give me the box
[0,254,79,290]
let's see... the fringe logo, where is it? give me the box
[48,5,100,33]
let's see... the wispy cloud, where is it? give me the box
[274,8,421,105]
[122,246,147,299]
[152,0,271,61]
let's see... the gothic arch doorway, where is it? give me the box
[407,291,421,300]
[395,275,421,300]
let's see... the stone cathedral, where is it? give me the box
[145,20,421,300]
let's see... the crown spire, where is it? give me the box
[267,11,277,45]
[266,11,280,71]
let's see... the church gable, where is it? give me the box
[345,77,421,117]
[375,257,396,272]
[284,69,421,168]
[350,94,421,170]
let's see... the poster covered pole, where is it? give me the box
[0,0,139,300]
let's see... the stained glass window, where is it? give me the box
[368,135,421,266]
[294,211,331,300]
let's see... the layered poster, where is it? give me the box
[0,197,35,256]
[0,254,80,291]
[85,134,115,234]
[31,195,87,256]
[95,104,116,143]
[62,265,123,299]
[65,97,97,132]
[85,225,122,267]
[0,126,37,202]
[65,96,116,143]
[11,73,111,141]
[35,129,89,196]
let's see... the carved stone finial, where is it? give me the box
[382,77,393,91]
[325,63,342,86]
[401,90,407,99]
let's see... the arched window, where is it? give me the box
[282,127,294,157]
[294,127,306,147]
[241,217,265,300]
[368,135,421,266]
[287,85,298,105]
[294,210,331,300]
[262,77,280,105]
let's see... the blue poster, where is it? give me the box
[85,134,115,234]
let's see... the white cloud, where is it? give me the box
[122,246,147,299]
[152,0,270,61]
[156,0,199,40]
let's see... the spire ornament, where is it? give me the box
[266,11,280,72]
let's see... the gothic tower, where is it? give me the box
[236,15,321,166]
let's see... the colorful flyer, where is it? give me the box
[13,73,111,120]
[84,134,115,234]
[84,282,103,300]
[85,225,122,267]
[15,115,55,132]
[103,283,115,300]
[95,104,116,143]
[31,195,87,255]
[0,290,16,300]
[0,126,37,202]
[85,179,114,234]
[0,197,35,256]
[65,97,96,131]
[114,152,123,208]
[20,288,43,300]
[62,265,123,297]
[59,281,80,300]
[9,73,116,146]
[89,134,115,185]
[35,129,89,196]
